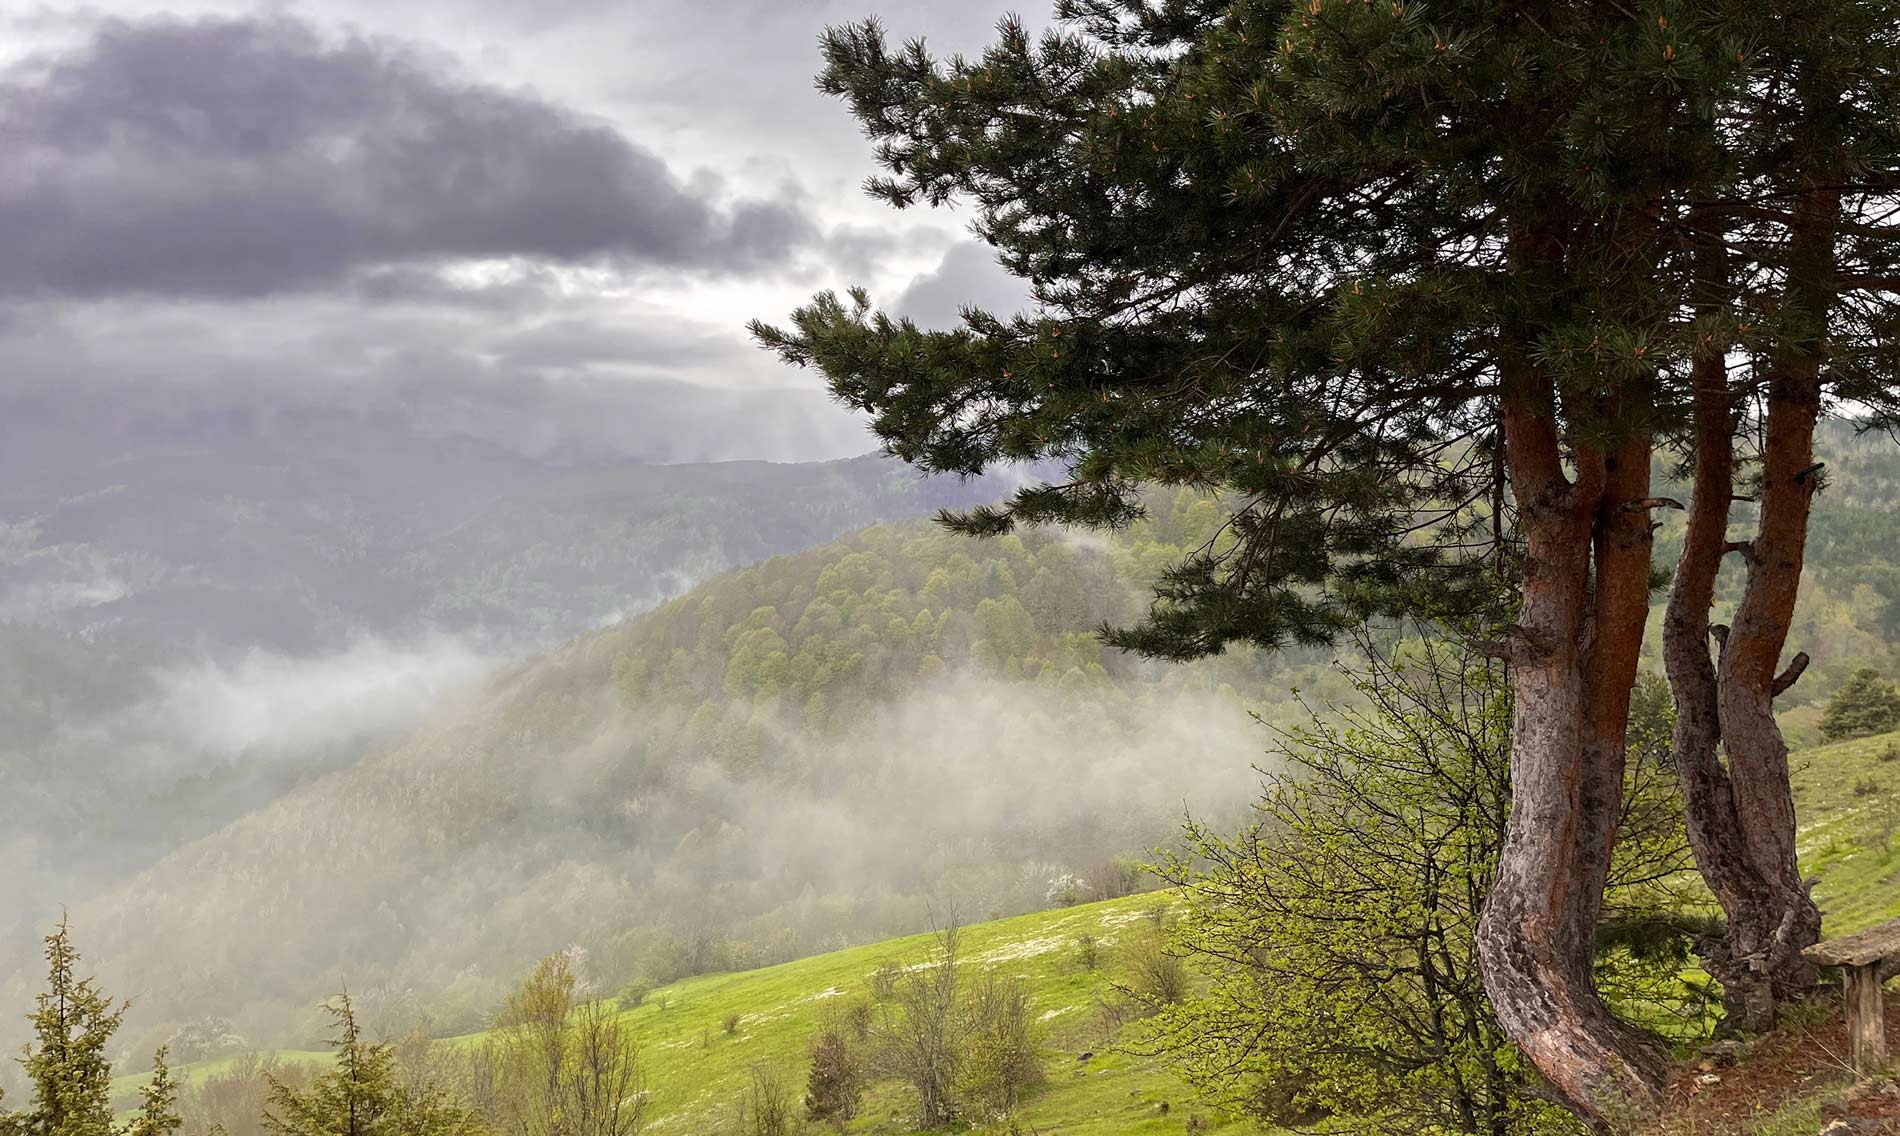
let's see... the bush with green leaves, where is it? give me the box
[614,980,654,1011]
[1146,643,1697,1136]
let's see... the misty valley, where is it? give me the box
[10,3,1900,1136]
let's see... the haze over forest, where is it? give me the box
[9,3,1900,1135]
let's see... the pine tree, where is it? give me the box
[264,995,487,1136]
[1820,668,1900,742]
[12,915,126,1136]
[123,1051,182,1136]
[263,995,399,1136]
[802,1027,860,1133]
[753,0,1900,1122]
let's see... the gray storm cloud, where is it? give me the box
[0,14,817,298]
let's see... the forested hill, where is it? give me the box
[42,490,1308,1060]
[0,450,1032,961]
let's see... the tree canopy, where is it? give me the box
[755,0,1900,1124]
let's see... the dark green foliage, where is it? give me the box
[3,916,126,1136]
[801,1027,861,1132]
[263,996,485,1136]
[1821,668,1900,742]
[751,1,1772,661]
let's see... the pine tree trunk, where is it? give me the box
[1664,349,1784,1030]
[1475,377,1664,1128]
[1663,179,1835,1028]
[1713,346,1827,1004]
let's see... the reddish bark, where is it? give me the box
[1665,184,1836,1028]
[1713,340,1827,1003]
[1663,345,1789,1030]
[1475,365,1665,1127]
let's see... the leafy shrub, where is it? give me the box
[724,1012,743,1036]
[1074,933,1099,971]
[616,979,655,1010]
[959,971,1044,1120]
[1855,777,1886,798]
[1120,930,1188,1010]
[1142,646,1664,1135]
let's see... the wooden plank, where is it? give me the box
[1846,963,1889,1074]
[1803,915,1900,968]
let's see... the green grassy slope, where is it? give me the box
[1794,729,1900,934]
[582,724,1898,1134]
[518,894,1243,1135]
[115,895,1247,1134]
[118,728,1900,1132]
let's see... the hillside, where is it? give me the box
[109,724,1900,1135]
[46,491,1320,1060]
[0,450,1025,956]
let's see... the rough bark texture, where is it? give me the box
[1663,352,1787,1031]
[1715,183,1838,1012]
[1475,365,1664,1129]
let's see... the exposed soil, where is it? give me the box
[1658,998,1900,1133]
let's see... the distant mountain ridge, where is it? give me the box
[0,438,1028,653]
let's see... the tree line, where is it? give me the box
[0,917,1072,1136]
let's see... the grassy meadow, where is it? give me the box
[117,726,1900,1134]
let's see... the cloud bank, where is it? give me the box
[0,15,815,298]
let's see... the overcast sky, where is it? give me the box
[0,0,1036,465]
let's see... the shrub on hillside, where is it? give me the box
[864,922,1046,1129]
[616,979,655,1010]
[1143,644,1695,1136]
[803,1022,862,1133]
[1119,930,1189,1011]
[466,953,647,1136]
[737,1064,799,1136]
[867,961,901,1002]
[1821,668,1900,741]
[959,972,1044,1120]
